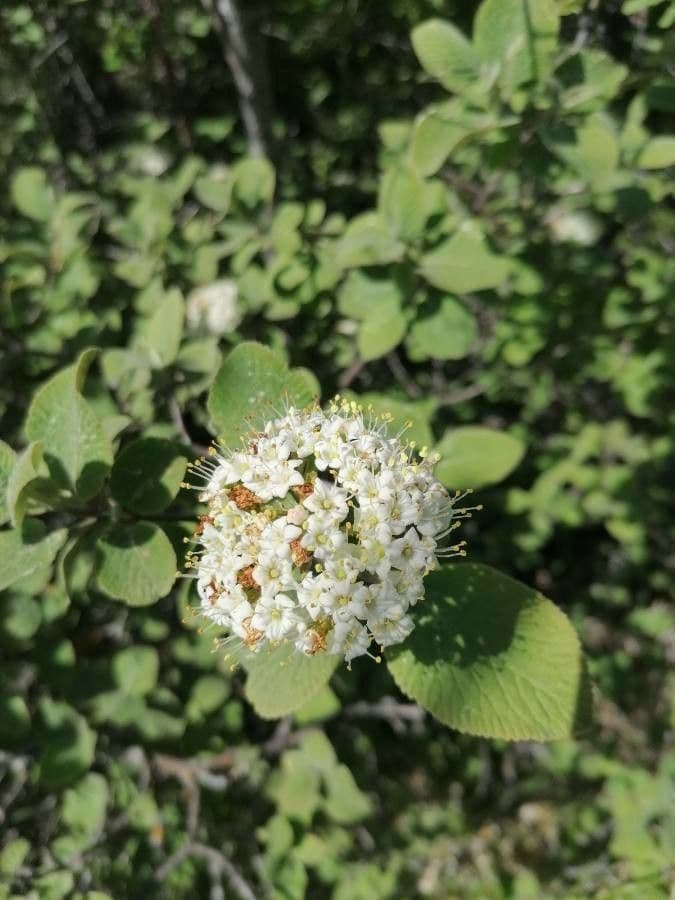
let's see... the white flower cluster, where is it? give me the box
[187,399,469,664]
[186,279,241,335]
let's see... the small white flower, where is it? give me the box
[303,478,349,521]
[187,279,241,335]
[251,593,300,641]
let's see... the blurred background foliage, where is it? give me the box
[1,0,674,897]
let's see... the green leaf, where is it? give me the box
[378,164,428,240]
[113,645,159,696]
[546,118,620,187]
[406,296,477,361]
[558,49,627,113]
[411,18,480,94]
[95,522,177,607]
[6,441,44,527]
[136,288,185,367]
[435,426,525,488]
[34,871,75,900]
[187,675,230,721]
[194,166,234,212]
[0,440,16,526]
[420,226,510,293]
[110,438,187,515]
[357,305,407,362]
[38,699,97,789]
[0,696,31,742]
[337,271,408,360]
[411,104,505,176]
[5,441,59,526]
[0,594,41,642]
[233,157,275,207]
[0,837,30,876]
[244,643,340,719]
[11,166,55,221]
[0,520,67,592]
[334,212,405,269]
[387,563,592,740]
[323,764,373,824]
[636,136,675,169]
[473,0,559,90]
[25,349,113,502]
[208,342,319,448]
[293,686,341,725]
[61,773,108,838]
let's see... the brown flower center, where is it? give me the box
[228,485,262,510]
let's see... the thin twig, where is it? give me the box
[169,396,209,456]
[262,717,293,756]
[436,383,486,406]
[338,358,367,389]
[386,352,423,398]
[343,697,425,734]
[156,840,257,900]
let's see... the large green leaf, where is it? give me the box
[110,438,187,515]
[436,426,524,488]
[25,350,113,502]
[473,0,559,90]
[406,297,477,361]
[0,521,67,592]
[95,522,176,607]
[420,227,510,293]
[244,643,340,719]
[388,564,592,740]
[411,18,480,94]
[208,342,319,448]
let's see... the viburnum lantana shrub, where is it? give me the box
[187,397,473,665]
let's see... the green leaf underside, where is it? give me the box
[387,563,592,741]
[207,342,319,448]
[244,643,340,719]
[110,438,187,514]
[95,522,176,606]
[0,521,68,592]
[435,426,524,489]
